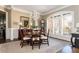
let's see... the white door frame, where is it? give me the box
[0,8,8,39]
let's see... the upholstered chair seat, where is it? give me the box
[31,30,41,49]
[23,37,31,40]
[40,29,49,46]
[41,35,47,39]
[32,37,40,41]
[19,29,32,48]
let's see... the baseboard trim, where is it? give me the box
[6,39,11,42]
[6,38,19,43]
[49,36,70,42]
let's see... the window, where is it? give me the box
[53,15,62,35]
[63,13,73,35]
[52,11,73,36]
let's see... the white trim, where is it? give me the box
[0,8,6,12]
[61,14,63,35]
[41,5,72,15]
[53,11,73,16]
[52,16,54,34]
[0,5,11,10]
[53,11,74,36]
[0,5,32,14]
[12,28,19,39]
[12,5,72,15]
[47,11,74,41]
[6,28,11,39]
[71,11,75,32]
[0,5,72,15]
[6,12,8,29]
[0,8,9,39]
[9,28,19,40]
[11,28,13,40]
[0,9,8,28]
[11,6,32,14]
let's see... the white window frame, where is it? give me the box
[52,11,74,36]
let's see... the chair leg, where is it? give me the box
[21,44,23,48]
[47,39,49,46]
[32,45,33,50]
[20,43,21,46]
[20,42,23,48]
[32,42,34,50]
[39,45,40,49]
[20,41,24,48]
[39,41,40,49]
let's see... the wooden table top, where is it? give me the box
[58,45,79,53]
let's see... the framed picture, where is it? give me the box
[20,16,29,27]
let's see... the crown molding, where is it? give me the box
[0,5,12,10]
[0,5,32,14]
[11,6,32,14]
[12,5,72,16]
[41,5,72,15]
[0,5,72,16]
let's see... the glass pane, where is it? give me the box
[63,13,72,35]
[54,15,61,35]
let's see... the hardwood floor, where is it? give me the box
[58,45,79,53]
[0,38,70,53]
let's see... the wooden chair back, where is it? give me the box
[23,29,32,37]
[19,29,32,40]
[32,30,41,37]
[19,29,24,40]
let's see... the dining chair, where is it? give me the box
[19,29,32,48]
[40,29,49,46]
[31,30,41,49]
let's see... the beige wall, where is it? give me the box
[0,5,33,40]
[0,5,32,28]
[0,5,41,40]
[11,10,32,28]
[0,6,5,10]
[0,5,79,40]
[11,9,33,40]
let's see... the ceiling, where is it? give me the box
[12,5,65,15]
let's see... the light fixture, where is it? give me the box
[19,22,22,25]
[19,22,22,29]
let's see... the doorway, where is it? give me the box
[0,10,6,44]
